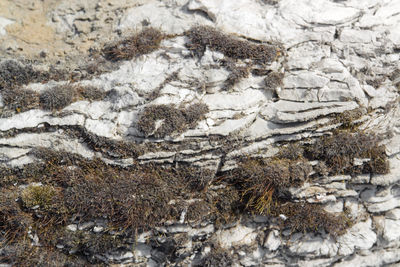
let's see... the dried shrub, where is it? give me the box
[186,26,278,64]
[276,143,304,160]
[194,245,233,267]
[264,71,283,91]
[66,126,141,159]
[0,60,38,90]
[0,189,32,243]
[269,201,351,236]
[75,85,106,101]
[103,28,164,61]
[230,159,312,214]
[39,84,74,110]
[1,87,39,112]
[306,131,389,175]
[137,103,209,138]
[335,108,364,129]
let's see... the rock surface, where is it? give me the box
[1,0,400,266]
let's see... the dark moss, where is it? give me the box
[1,87,39,113]
[103,28,164,61]
[264,71,283,91]
[137,103,209,138]
[185,26,278,64]
[39,84,74,110]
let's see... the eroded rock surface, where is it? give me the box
[1,0,400,266]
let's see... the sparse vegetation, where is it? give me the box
[103,28,164,61]
[39,84,74,110]
[137,103,209,138]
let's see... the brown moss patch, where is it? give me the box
[185,26,278,64]
[137,103,209,138]
[103,28,164,61]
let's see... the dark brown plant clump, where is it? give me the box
[335,108,365,129]
[0,60,39,90]
[75,85,106,102]
[194,245,234,267]
[185,26,278,64]
[264,71,284,91]
[103,28,164,61]
[137,103,209,138]
[1,87,40,113]
[306,131,389,175]
[269,201,351,236]
[229,158,312,214]
[39,84,74,110]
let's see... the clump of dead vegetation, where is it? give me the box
[1,87,39,113]
[66,126,141,159]
[137,103,209,138]
[103,28,164,61]
[0,60,40,90]
[306,131,389,175]
[264,71,284,91]
[39,84,74,110]
[185,26,278,64]
[38,83,106,111]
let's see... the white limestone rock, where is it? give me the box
[217,225,258,249]
[337,219,377,256]
[263,230,281,251]
[0,16,13,36]
[288,234,338,258]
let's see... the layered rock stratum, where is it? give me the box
[1,0,400,266]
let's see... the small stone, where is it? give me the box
[66,224,77,232]
[263,230,281,251]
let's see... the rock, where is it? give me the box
[217,225,258,249]
[280,0,360,26]
[288,234,338,257]
[337,219,377,256]
[283,72,329,88]
[0,16,13,35]
[263,230,281,251]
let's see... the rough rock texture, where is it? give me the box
[1,0,400,266]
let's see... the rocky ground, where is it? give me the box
[1,0,400,266]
